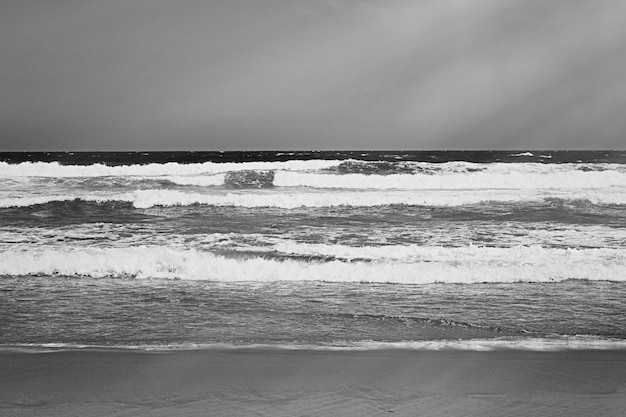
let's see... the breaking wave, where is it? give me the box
[4,160,626,195]
[2,246,625,283]
[0,160,340,178]
[270,169,626,189]
[160,169,626,190]
[2,188,626,209]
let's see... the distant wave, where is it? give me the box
[163,168,626,190]
[4,159,626,178]
[4,160,626,194]
[2,246,625,283]
[269,169,626,190]
[0,160,340,177]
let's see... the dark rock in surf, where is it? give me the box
[224,170,275,188]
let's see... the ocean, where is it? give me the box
[1,150,626,351]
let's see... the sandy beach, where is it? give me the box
[1,348,625,416]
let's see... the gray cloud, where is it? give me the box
[1,0,625,150]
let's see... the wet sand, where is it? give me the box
[1,348,626,416]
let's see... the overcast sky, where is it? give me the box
[1,0,625,150]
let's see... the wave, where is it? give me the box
[162,170,276,189]
[4,159,626,178]
[4,160,626,195]
[161,169,626,190]
[129,189,531,209]
[2,246,625,282]
[3,188,626,209]
[269,169,626,189]
[0,160,341,178]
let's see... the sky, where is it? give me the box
[1,0,626,151]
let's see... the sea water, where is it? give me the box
[1,151,625,351]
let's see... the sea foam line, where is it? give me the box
[4,337,626,353]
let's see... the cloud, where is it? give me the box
[1,0,625,150]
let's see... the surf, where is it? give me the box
[3,188,626,209]
[2,245,626,283]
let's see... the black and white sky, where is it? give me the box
[1,0,625,150]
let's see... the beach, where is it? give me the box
[2,348,626,416]
[3,0,626,411]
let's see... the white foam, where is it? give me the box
[272,169,626,190]
[0,160,340,178]
[2,187,626,209]
[1,246,625,283]
[129,189,526,209]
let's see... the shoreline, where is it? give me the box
[4,334,626,352]
[2,348,625,416]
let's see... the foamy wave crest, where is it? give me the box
[3,188,626,209]
[129,189,525,209]
[154,163,626,190]
[0,160,340,178]
[273,170,626,189]
[105,189,626,208]
[2,246,625,282]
